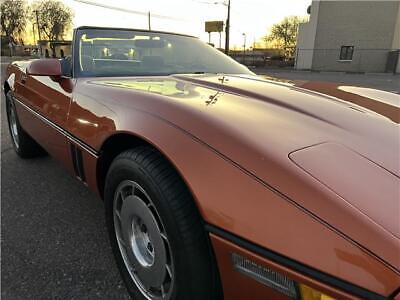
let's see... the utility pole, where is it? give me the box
[225,0,230,54]
[148,11,151,30]
[34,10,43,56]
[242,33,246,64]
[32,23,36,45]
[35,10,41,41]
[253,38,256,65]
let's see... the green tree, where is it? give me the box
[31,0,73,56]
[265,16,305,59]
[0,0,28,43]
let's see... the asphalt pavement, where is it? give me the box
[1,61,130,299]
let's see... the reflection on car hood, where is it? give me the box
[89,74,400,269]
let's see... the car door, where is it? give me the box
[14,60,75,172]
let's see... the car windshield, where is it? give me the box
[74,28,253,77]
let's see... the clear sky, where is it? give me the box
[59,0,311,48]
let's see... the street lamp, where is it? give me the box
[242,33,246,64]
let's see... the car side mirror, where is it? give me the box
[26,59,62,77]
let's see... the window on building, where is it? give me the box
[339,46,354,60]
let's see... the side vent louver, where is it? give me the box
[70,144,86,182]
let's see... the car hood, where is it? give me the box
[88,74,400,270]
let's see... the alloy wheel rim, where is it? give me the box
[113,180,174,299]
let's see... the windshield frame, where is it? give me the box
[72,27,253,78]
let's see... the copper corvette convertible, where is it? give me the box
[4,27,400,300]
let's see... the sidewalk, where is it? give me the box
[254,66,399,76]
[0,56,33,64]
[254,68,400,93]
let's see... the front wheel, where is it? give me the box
[104,147,221,300]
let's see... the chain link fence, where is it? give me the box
[229,49,293,68]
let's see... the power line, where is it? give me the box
[190,0,217,4]
[73,0,188,21]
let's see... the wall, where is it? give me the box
[392,4,400,49]
[392,5,400,73]
[295,1,320,70]
[312,0,400,73]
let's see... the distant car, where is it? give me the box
[4,26,400,300]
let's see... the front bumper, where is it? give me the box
[208,226,397,300]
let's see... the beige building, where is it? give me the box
[296,0,400,73]
[38,40,72,58]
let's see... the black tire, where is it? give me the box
[5,90,46,158]
[104,146,221,300]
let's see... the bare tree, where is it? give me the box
[30,0,73,57]
[0,0,28,43]
[265,16,305,59]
